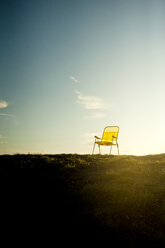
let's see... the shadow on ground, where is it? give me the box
[1,154,165,247]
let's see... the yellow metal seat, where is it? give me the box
[92,126,119,155]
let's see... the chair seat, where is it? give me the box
[96,141,115,146]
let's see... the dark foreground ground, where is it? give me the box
[1,154,165,247]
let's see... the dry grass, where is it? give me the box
[1,153,165,247]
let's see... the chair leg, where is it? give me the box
[92,142,96,155]
[109,145,112,155]
[98,145,101,154]
[117,144,119,155]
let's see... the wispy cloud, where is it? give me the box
[70,76,79,83]
[82,133,96,145]
[0,100,9,108]
[0,113,13,117]
[0,134,7,144]
[75,90,107,110]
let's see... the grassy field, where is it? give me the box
[1,154,165,247]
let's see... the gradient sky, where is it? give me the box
[1,0,165,155]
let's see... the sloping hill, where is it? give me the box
[1,154,165,247]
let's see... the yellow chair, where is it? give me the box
[92,126,119,155]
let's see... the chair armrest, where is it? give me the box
[95,136,101,139]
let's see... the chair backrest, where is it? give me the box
[102,126,119,142]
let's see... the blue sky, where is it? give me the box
[1,0,165,155]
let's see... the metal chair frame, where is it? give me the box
[92,126,119,155]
